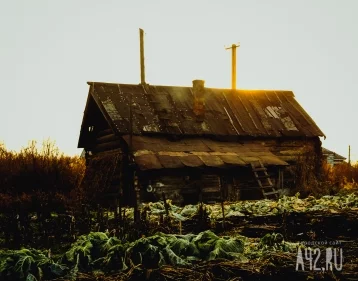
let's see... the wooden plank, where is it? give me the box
[92,140,122,153]
[263,190,279,196]
[259,156,288,166]
[179,155,204,167]
[96,133,119,144]
[219,155,246,165]
[198,155,225,167]
[240,156,260,163]
[157,155,185,169]
[97,129,114,138]
[135,154,163,170]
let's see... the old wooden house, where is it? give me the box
[322,147,346,166]
[78,79,325,207]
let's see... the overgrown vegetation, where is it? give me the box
[291,147,358,197]
[0,140,357,248]
[0,140,85,210]
[0,140,84,189]
[0,230,300,281]
[1,140,358,280]
[0,140,86,248]
[138,191,358,222]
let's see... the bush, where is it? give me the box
[290,146,358,197]
[0,140,86,248]
[0,139,85,212]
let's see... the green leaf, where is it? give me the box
[15,255,35,278]
[49,263,68,277]
[26,273,38,281]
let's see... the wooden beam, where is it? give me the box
[96,133,119,144]
[92,140,122,153]
[97,129,113,138]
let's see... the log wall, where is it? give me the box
[139,174,223,205]
[89,129,122,154]
[85,134,321,205]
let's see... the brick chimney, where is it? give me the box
[192,79,205,118]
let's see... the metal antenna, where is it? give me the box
[225,43,240,90]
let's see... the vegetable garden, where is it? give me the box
[1,192,358,281]
[1,142,358,280]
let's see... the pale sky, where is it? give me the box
[1,0,357,160]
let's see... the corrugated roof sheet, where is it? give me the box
[122,135,288,170]
[86,82,325,138]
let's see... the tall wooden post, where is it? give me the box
[134,173,141,222]
[129,93,133,152]
[348,145,351,166]
[219,176,226,229]
[349,145,352,182]
[139,28,145,84]
[226,43,240,90]
[118,155,124,223]
[232,44,236,90]
[127,92,139,222]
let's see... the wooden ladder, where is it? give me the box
[250,160,280,200]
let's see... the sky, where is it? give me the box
[0,0,357,160]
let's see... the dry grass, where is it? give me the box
[287,146,358,197]
[0,139,85,211]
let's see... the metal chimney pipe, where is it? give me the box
[226,43,240,90]
[139,28,145,84]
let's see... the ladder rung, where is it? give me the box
[255,174,271,179]
[252,168,267,172]
[263,191,279,196]
[261,185,274,188]
[250,185,272,189]
[250,160,278,200]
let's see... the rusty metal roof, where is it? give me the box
[85,82,325,139]
[122,135,288,170]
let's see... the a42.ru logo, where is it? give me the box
[296,247,343,271]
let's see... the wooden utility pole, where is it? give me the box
[129,93,133,152]
[128,92,138,222]
[225,43,240,90]
[139,28,145,84]
[348,145,351,166]
[348,145,353,182]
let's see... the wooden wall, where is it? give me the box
[90,129,122,154]
[83,134,321,205]
[138,173,225,205]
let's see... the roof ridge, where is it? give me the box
[87,81,293,92]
